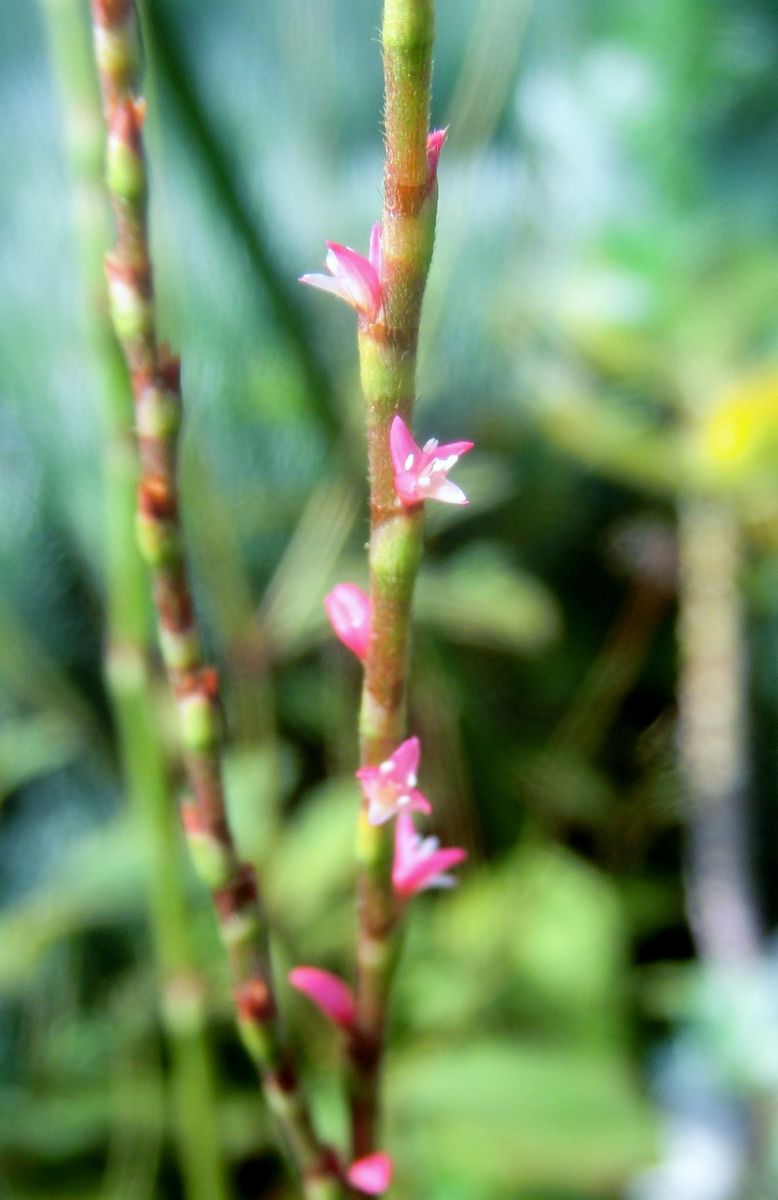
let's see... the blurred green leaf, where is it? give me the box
[0,715,83,803]
[416,544,561,653]
[389,1040,656,1196]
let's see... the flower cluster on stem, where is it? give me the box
[296,1,476,1170]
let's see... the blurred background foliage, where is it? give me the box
[4,0,778,1196]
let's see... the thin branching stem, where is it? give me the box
[88,2,342,1193]
[40,2,229,1194]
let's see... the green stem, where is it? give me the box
[350,0,436,1159]
[87,2,342,1193]
[677,495,761,962]
[41,3,229,1196]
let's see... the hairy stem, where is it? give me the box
[41,2,228,1195]
[349,0,436,1159]
[88,2,341,1192]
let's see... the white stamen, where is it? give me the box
[422,438,438,452]
[408,772,417,787]
[379,761,393,774]
[398,794,411,807]
[403,453,415,471]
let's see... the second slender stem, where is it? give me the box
[350,0,436,1159]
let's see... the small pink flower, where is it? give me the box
[392,811,467,899]
[346,1152,393,1195]
[324,583,371,661]
[389,414,474,508]
[356,736,432,826]
[427,127,448,183]
[299,223,382,326]
[288,967,355,1030]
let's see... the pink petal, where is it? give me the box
[393,471,420,508]
[426,127,448,181]
[393,811,418,868]
[355,762,381,785]
[391,736,421,785]
[366,785,431,827]
[288,967,355,1029]
[346,1152,393,1195]
[324,583,371,660]
[403,787,432,816]
[369,222,382,277]
[398,846,467,897]
[431,439,474,460]
[425,477,469,506]
[325,242,381,320]
[299,273,350,304]
[389,415,421,478]
[366,795,399,825]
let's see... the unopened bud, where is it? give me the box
[107,260,153,341]
[159,624,200,673]
[107,103,145,202]
[135,510,180,567]
[93,15,139,93]
[178,690,219,751]
[136,386,181,440]
[237,1011,274,1066]
[181,803,234,888]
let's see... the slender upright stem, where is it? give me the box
[677,495,761,963]
[349,0,436,1158]
[88,2,341,1192]
[41,3,228,1196]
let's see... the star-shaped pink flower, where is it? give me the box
[324,583,371,661]
[392,812,467,899]
[299,223,382,326]
[389,414,474,508]
[356,736,432,826]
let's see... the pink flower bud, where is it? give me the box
[356,736,432,826]
[324,583,371,660]
[389,415,474,508]
[392,812,467,899]
[300,223,382,326]
[288,966,355,1030]
[426,127,448,184]
[346,1152,394,1195]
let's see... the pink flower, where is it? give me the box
[324,583,371,661]
[392,812,467,899]
[346,1153,393,1195]
[356,736,432,826]
[288,967,355,1030]
[389,415,474,508]
[299,223,382,326]
[427,127,448,183]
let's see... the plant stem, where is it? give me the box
[349,0,436,1159]
[88,2,341,1192]
[677,495,761,963]
[41,2,229,1196]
